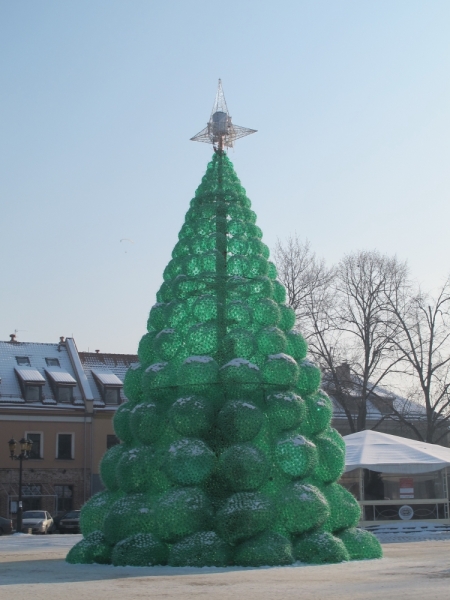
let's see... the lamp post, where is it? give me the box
[8,437,33,533]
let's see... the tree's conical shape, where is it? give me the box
[67,153,382,567]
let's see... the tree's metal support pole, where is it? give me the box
[216,144,227,363]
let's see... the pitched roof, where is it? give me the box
[0,339,137,409]
[15,368,46,384]
[323,373,427,420]
[0,340,84,407]
[344,429,450,474]
[78,352,137,407]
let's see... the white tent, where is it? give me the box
[344,430,450,474]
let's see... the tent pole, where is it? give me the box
[359,468,364,500]
[359,468,364,523]
[445,467,449,521]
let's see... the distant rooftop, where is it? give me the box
[0,338,137,409]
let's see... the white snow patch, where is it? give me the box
[291,435,306,446]
[146,362,168,373]
[156,329,175,338]
[302,360,315,367]
[176,396,195,405]
[184,356,214,364]
[169,440,206,456]
[299,493,314,501]
[268,353,297,364]
[221,358,260,371]
[368,521,450,543]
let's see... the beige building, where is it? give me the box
[0,335,136,522]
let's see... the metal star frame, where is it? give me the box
[191,79,257,152]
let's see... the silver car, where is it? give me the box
[22,510,54,534]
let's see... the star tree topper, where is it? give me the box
[191,79,257,153]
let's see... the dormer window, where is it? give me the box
[45,370,76,403]
[45,358,60,367]
[104,388,120,404]
[15,368,45,403]
[16,357,30,366]
[92,371,123,405]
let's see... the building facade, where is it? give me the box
[2,334,446,524]
[0,335,136,522]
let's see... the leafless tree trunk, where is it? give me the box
[334,251,408,431]
[385,278,450,443]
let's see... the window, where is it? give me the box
[56,386,73,403]
[16,356,30,366]
[104,388,120,405]
[45,370,76,403]
[55,485,73,512]
[22,484,42,511]
[25,433,42,459]
[22,498,42,511]
[15,368,45,402]
[57,434,73,460]
[92,371,123,405]
[45,358,60,367]
[25,385,42,403]
[107,434,120,449]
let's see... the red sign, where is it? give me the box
[399,477,414,499]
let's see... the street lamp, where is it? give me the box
[9,437,33,533]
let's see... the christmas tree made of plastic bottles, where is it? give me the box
[67,82,382,567]
[67,151,382,567]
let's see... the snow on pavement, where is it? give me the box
[0,533,82,553]
[1,532,450,599]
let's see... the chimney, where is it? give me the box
[60,336,65,343]
[336,363,352,385]
[95,349,100,354]
[9,333,17,343]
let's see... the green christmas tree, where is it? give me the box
[67,150,382,567]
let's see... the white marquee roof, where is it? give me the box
[344,430,450,474]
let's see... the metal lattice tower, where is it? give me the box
[191,80,257,152]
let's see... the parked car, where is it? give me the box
[52,513,65,532]
[58,510,81,534]
[22,510,54,534]
[0,515,13,535]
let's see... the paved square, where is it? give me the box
[0,534,449,599]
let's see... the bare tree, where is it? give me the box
[274,237,408,433]
[333,251,408,431]
[385,278,450,443]
[273,236,332,328]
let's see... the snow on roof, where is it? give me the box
[0,340,136,409]
[344,430,450,474]
[45,370,77,385]
[78,352,137,406]
[92,371,123,387]
[15,368,46,384]
[0,340,84,406]
[323,371,427,420]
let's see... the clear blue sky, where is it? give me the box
[1,1,449,353]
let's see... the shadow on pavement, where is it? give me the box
[0,557,309,585]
